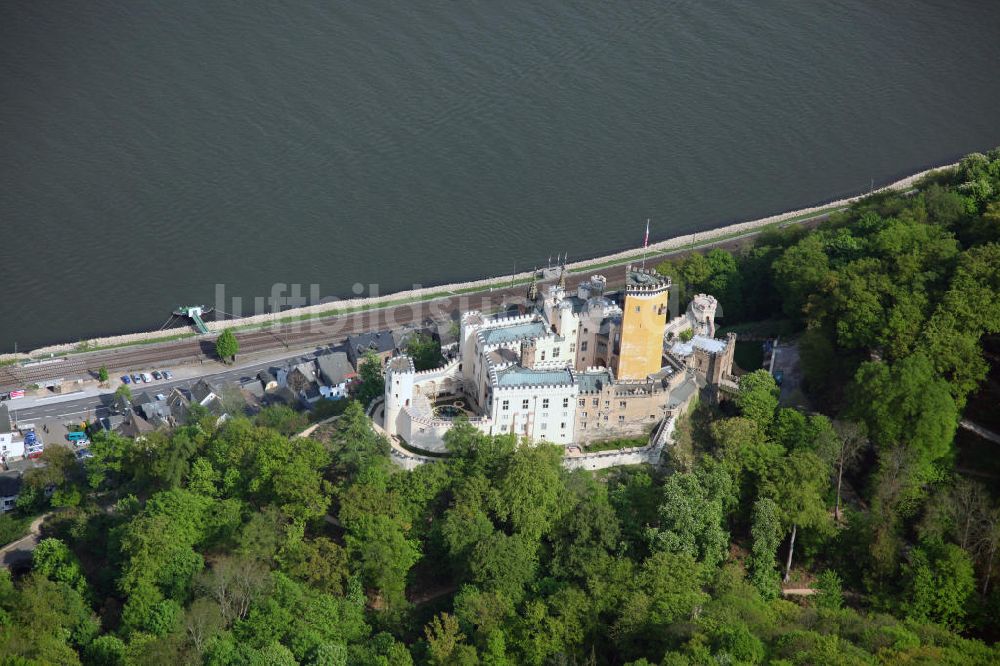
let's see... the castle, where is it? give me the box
[382,265,736,452]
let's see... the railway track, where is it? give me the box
[1,222,824,392]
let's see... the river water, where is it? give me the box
[2,1,999,351]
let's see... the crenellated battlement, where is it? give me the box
[386,355,415,374]
[625,264,671,294]
[412,358,461,379]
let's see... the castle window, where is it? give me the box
[542,398,549,409]
[540,351,546,360]
[578,399,585,407]
[569,343,576,353]
[619,400,627,408]
[563,398,569,408]
[552,347,560,358]
[592,398,599,407]
[560,422,566,429]
[522,399,529,409]
[604,400,610,407]
[502,400,509,411]
[635,306,641,312]
[582,412,587,418]
[541,423,547,430]
[501,425,508,431]
[650,414,656,419]
[583,328,589,334]
[619,415,625,422]
[581,341,588,351]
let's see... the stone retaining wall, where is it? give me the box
[4,161,955,364]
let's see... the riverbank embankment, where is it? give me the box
[0,161,956,363]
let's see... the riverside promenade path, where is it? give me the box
[0,213,834,394]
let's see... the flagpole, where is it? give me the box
[641,218,650,269]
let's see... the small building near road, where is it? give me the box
[278,362,318,395]
[135,392,172,427]
[191,380,221,409]
[316,352,356,400]
[0,406,25,465]
[0,471,22,514]
[166,388,192,424]
[347,330,397,369]
[118,413,155,440]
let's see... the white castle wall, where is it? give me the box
[488,381,578,444]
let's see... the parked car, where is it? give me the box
[141,373,153,383]
[152,370,162,380]
[155,393,166,401]
[161,369,173,380]
[121,375,131,384]
[76,449,94,460]
[132,374,143,384]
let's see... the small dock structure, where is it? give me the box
[173,305,213,334]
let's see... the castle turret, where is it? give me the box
[615,265,671,380]
[384,356,415,438]
[688,293,719,337]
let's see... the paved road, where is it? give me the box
[1,215,831,395]
[960,419,1000,445]
[8,348,335,425]
[0,513,50,570]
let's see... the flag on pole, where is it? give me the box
[644,219,650,248]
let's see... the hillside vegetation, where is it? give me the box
[2,149,1000,664]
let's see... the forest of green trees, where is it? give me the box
[1,149,999,664]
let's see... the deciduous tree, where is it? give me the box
[215,328,239,363]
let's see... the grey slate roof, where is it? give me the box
[480,321,548,346]
[576,370,614,394]
[349,331,395,354]
[0,472,22,498]
[316,352,355,386]
[191,379,219,406]
[495,366,574,387]
[667,377,698,409]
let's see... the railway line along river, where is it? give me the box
[2,1,999,352]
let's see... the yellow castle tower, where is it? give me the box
[615,265,671,380]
